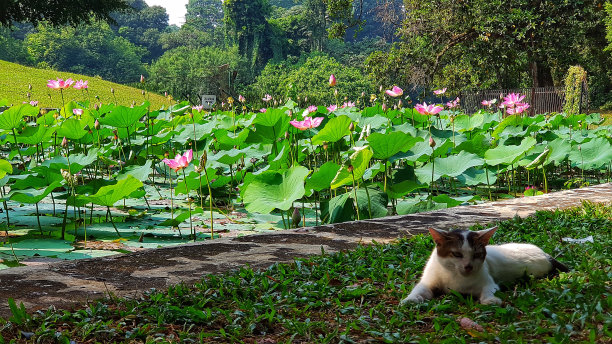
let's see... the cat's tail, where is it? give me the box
[547,256,570,274]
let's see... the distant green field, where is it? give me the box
[0,60,169,109]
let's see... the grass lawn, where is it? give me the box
[0,60,169,109]
[598,110,612,126]
[0,202,610,343]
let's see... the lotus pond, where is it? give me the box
[0,97,611,268]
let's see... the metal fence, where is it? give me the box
[458,87,568,115]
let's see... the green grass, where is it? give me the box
[599,110,612,126]
[0,60,168,109]
[0,202,610,343]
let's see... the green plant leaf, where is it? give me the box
[0,104,38,130]
[350,188,388,219]
[312,115,352,145]
[305,161,341,195]
[415,151,484,183]
[243,166,310,214]
[0,159,12,179]
[8,181,62,204]
[568,138,612,170]
[320,192,353,224]
[87,175,144,207]
[331,147,373,189]
[484,136,537,166]
[396,198,446,215]
[99,104,148,128]
[56,118,87,140]
[367,131,421,160]
[18,125,56,145]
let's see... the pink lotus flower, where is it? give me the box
[23,100,38,106]
[162,149,193,172]
[433,88,447,95]
[385,86,403,98]
[502,93,526,107]
[259,108,267,113]
[239,95,246,103]
[262,94,272,102]
[73,79,88,90]
[446,97,460,109]
[306,105,317,113]
[327,104,338,112]
[415,102,444,116]
[329,74,337,87]
[506,103,530,115]
[342,101,356,108]
[481,99,497,107]
[72,108,83,116]
[290,117,324,131]
[192,105,203,111]
[47,78,74,90]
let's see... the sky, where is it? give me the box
[144,0,189,26]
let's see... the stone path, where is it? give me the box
[0,183,610,317]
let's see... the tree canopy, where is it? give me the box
[0,0,130,27]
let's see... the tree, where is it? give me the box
[224,0,278,77]
[606,2,612,52]
[248,53,374,105]
[112,0,169,62]
[27,21,146,84]
[356,0,611,98]
[0,0,130,27]
[147,46,246,104]
[185,0,224,32]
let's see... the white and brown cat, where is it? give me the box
[402,226,569,305]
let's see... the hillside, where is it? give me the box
[0,60,169,109]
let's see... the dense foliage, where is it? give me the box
[0,0,129,27]
[248,54,374,105]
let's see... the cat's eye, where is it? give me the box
[451,252,463,258]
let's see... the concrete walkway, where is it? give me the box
[0,183,610,317]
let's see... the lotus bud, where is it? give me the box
[323,142,329,151]
[329,74,337,87]
[141,90,145,96]
[429,137,436,148]
[347,165,354,173]
[61,136,68,148]
[164,91,168,97]
[140,74,145,83]
[349,122,354,131]
[450,115,455,123]
[292,207,301,228]
[94,103,100,110]
[195,151,207,173]
[239,95,246,103]
[398,100,403,108]
[362,92,366,97]
[379,85,383,92]
[305,96,308,103]
[285,131,289,139]
[61,169,78,187]
[382,103,387,111]
[28,84,32,91]
[27,92,31,99]
[111,87,115,94]
[274,100,278,106]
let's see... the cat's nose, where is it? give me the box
[464,264,473,272]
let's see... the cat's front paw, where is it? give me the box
[401,294,426,304]
[480,296,502,305]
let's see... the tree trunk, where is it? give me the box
[530,60,554,88]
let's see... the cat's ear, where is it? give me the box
[428,227,448,246]
[475,226,498,245]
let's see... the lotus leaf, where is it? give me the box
[243,166,310,214]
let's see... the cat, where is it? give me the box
[401,226,569,305]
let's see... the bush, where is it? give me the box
[247,53,375,106]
